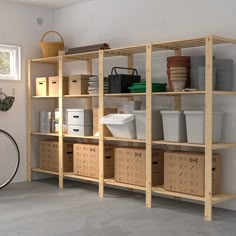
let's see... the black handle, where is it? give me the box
[73,129,79,132]
[72,80,77,83]
[111,67,138,76]
[73,116,79,118]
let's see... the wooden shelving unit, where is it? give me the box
[27,35,236,221]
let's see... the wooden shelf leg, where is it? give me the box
[204,36,213,221]
[146,44,152,208]
[98,50,105,198]
[27,60,32,182]
[58,55,64,189]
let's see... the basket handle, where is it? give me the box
[41,30,64,44]
[111,67,138,76]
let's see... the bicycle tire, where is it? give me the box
[0,129,20,189]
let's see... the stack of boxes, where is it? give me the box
[67,109,93,136]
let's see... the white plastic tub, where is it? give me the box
[161,111,187,142]
[184,111,223,144]
[133,110,163,140]
[100,114,136,139]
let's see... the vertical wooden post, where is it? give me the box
[27,60,32,182]
[146,44,152,208]
[174,49,181,152]
[174,96,181,111]
[175,49,181,56]
[58,55,64,189]
[98,50,105,198]
[204,36,213,221]
[128,55,134,102]
[86,60,93,109]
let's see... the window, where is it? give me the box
[0,44,21,81]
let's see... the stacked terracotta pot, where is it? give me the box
[167,56,190,91]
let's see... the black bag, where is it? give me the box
[108,67,141,93]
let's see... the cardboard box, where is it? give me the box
[73,144,114,178]
[93,108,117,136]
[164,151,221,196]
[36,77,48,96]
[40,141,73,172]
[68,74,90,95]
[48,76,68,96]
[115,147,164,187]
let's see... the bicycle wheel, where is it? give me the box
[0,130,20,189]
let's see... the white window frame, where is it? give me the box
[0,44,21,81]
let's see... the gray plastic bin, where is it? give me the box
[184,111,223,144]
[161,111,187,142]
[133,110,163,140]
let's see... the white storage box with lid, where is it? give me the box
[133,110,163,140]
[67,109,92,125]
[67,124,92,136]
[161,111,187,142]
[100,114,136,139]
[184,111,223,144]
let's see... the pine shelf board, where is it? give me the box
[152,140,205,148]
[63,173,99,183]
[152,186,204,201]
[31,132,59,137]
[32,168,59,175]
[32,96,58,99]
[63,134,99,140]
[104,137,146,143]
[104,178,145,191]
[105,93,146,97]
[212,143,236,150]
[212,193,236,205]
[30,57,58,64]
[64,94,98,98]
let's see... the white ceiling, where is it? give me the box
[3,0,90,9]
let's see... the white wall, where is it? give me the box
[0,2,54,183]
[55,0,236,210]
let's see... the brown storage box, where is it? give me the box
[48,76,68,96]
[115,147,164,187]
[36,77,48,96]
[68,74,90,95]
[73,143,114,179]
[93,108,117,136]
[40,141,73,172]
[164,151,221,196]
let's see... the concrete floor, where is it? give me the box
[0,179,236,236]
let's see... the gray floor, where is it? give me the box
[0,179,236,236]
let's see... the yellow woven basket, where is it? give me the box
[40,30,64,58]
